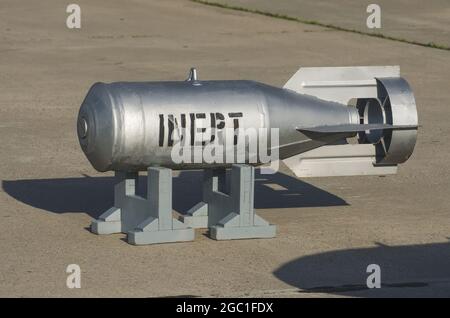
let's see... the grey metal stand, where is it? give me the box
[91,167,194,245]
[181,164,276,240]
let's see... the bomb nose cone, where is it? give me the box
[77,117,88,139]
[77,83,115,172]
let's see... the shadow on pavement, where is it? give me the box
[2,170,346,219]
[274,241,450,297]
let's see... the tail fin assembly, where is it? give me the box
[283,66,418,177]
[297,123,418,134]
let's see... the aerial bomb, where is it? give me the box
[77,67,418,174]
[79,66,418,245]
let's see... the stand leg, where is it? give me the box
[90,168,194,245]
[90,171,138,235]
[128,167,194,245]
[209,165,276,240]
[180,165,276,240]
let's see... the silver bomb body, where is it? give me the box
[77,80,360,172]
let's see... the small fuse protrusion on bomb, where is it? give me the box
[186,67,198,82]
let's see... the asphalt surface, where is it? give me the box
[0,0,449,297]
[204,0,450,48]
